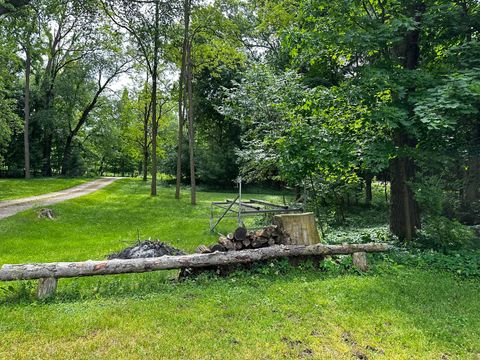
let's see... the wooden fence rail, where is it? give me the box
[0,243,392,299]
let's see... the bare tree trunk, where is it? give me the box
[461,123,480,224]
[186,37,196,205]
[141,76,151,182]
[390,145,412,241]
[143,113,149,182]
[364,173,373,205]
[23,46,31,179]
[41,132,53,176]
[176,0,190,200]
[61,133,74,175]
[150,0,160,196]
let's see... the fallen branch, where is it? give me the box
[0,243,392,281]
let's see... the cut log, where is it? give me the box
[273,213,321,245]
[234,242,243,251]
[242,238,251,247]
[352,252,368,272]
[210,244,226,252]
[226,233,234,241]
[218,236,235,251]
[195,245,211,254]
[254,229,264,238]
[234,227,247,242]
[0,243,391,281]
[251,236,269,248]
[36,277,57,299]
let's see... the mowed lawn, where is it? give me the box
[0,177,95,201]
[0,179,479,359]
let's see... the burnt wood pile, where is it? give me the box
[196,225,291,254]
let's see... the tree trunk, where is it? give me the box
[461,122,480,224]
[389,131,420,241]
[23,47,31,179]
[41,132,53,177]
[61,133,74,176]
[150,0,160,196]
[364,173,373,205]
[0,243,392,281]
[142,98,150,182]
[186,38,196,205]
[175,0,190,199]
[389,2,424,242]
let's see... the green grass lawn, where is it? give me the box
[0,177,95,201]
[0,179,479,359]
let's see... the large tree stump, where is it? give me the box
[36,277,57,299]
[273,213,322,245]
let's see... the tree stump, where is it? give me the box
[352,252,368,272]
[273,213,322,245]
[36,277,57,299]
[38,208,55,219]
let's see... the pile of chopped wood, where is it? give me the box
[196,225,291,254]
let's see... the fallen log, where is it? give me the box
[0,243,392,281]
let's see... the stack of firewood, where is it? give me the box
[196,225,291,254]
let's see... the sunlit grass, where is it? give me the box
[0,177,95,201]
[0,179,479,359]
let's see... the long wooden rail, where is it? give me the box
[0,243,392,299]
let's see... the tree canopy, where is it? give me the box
[0,0,479,245]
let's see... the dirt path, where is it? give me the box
[0,177,119,220]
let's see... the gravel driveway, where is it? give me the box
[0,177,119,220]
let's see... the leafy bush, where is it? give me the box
[416,216,476,252]
[374,249,480,278]
[414,176,448,216]
[326,226,393,244]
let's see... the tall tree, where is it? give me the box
[22,42,31,178]
[102,0,175,195]
[60,58,130,175]
[175,0,190,200]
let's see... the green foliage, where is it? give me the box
[416,216,476,252]
[415,68,480,131]
[413,176,448,216]
[1,181,480,358]
[375,249,480,278]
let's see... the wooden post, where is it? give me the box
[36,277,57,300]
[352,252,368,271]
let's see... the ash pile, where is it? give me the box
[108,240,185,259]
[196,225,291,254]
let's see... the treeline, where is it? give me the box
[0,0,479,245]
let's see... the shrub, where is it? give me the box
[416,216,475,252]
[374,249,480,278]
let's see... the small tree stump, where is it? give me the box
[36,277,58,299]
[352,252,368,271]
[38,208,55,219]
